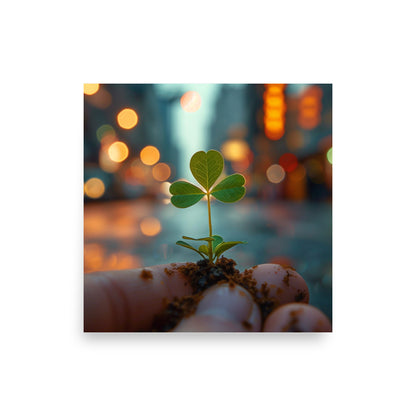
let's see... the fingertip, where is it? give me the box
[174,283,261,332]
[263,303,332,332]
[248,264,310,306]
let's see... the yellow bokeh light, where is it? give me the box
[140,217,161,237]
[221,139,250,162]
[180,91,201,112]
[108,141,129,163]
[84,84,100,95]
[152,163,171,181]
[140,145,160,166]
[266,164,285,184]
[84,177,105,199]
[117,108,139,129]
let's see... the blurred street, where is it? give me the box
[84,198,332,319]
[84,83,332,320]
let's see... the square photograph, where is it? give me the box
[84,83,332,332]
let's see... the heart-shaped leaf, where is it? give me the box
[214,241,246,258]
[170,181,205,208]
[211,174,246,203]
[190,150,224,191]
[176,241,207,259]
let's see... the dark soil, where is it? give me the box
[151,257,280,331]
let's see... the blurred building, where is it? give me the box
[207,83,332,202]
[84,84,179,201]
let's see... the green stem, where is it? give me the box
[207,191,213,262]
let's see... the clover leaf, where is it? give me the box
[169,150,247,263]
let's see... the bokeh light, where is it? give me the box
[288,164,306,182]
[140,217,161,236]
[130,158,148,182]
[264,84,286,140]
[327,147,333,164]
[298,86,323,130]
[152,163,171,181]
[221,139,250,162]
[84,243,105,272]
[266,164,285,184]
[86,87,112,109]
[105,252,142,271]
[96,124,115,142]
[140,146,160,166]
[108,141,129,163]
[279,153,298,173]
[160,181,171,196]
[84,84,100,95]
[84,177,105,199]
[99,148,120,173]
[117,108,139,129]
[180,91,201,112]
[231,150,253,173]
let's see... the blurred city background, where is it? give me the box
[84,84,332,318]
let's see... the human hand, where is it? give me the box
[84,263,331,332]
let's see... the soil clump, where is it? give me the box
[151,257,280,331]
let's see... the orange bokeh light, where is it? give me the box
[264,119,284,131]
[298,85,323,130]
[288,164,306,182]
[130,158,148,181]
[105,252,142,271]
[84,177,105,199]
[140,217,161,237]
[264,107,285,119]
[84,84,100,95]
[264,95,286,108]
[117,108,139,129]
[299,115,321,130]
[108,141,129,163]
[152,163,171,181]
[265,128,285,140]
[180,91,201,112]
[86,87,112,109]
[265,84,284,94]
[264,84,286,140]
[140,146,160,166]
[84,243,106,272]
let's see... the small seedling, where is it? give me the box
[169,150,246,264]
